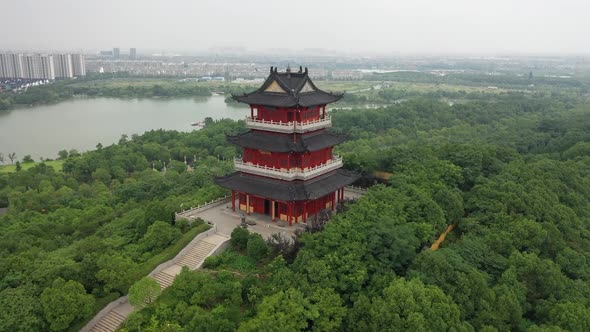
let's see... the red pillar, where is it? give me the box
[303,202,307,222]
[287,202,292,226]
[250,106,254,119]
[331,192,336,211]
[246,194,250,215]
[232,191,236,211]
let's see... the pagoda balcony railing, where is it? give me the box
[233,155,343,180]
[244,116,332,133]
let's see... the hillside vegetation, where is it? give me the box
[125,92,590,331]
[2,90,590,331]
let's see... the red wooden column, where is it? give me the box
[231,191,236,211]
[250,106,254,119]
[331,192,336,211]
[246,194,250,215]
[287,202,292,226]
[303,202,307,222]
[271,200,276,222]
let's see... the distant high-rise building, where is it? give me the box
[113,47,120,59]
[71,54,86,77]
[130,47,136,60]
[22,55,40,79]
[54,54,73,79]
[0,54,24,79]
[39,55,55,80]
[0,54,23,78]
[21,54,55,80]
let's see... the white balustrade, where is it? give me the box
[244,116,332,133]
[234,156,343,180]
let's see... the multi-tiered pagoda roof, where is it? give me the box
[233,66,343,107]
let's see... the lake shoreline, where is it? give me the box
[0,96,246,161]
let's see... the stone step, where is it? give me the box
[89,310,126,332]
[153,272,175,288]
[176,242,216,268]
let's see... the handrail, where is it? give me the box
[234,156,343,180]
[175,195,231,218]
[245,116,332,133]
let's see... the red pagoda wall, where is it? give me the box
[237,192,339,223]
[254,106,322,123]
[243,147,334,170]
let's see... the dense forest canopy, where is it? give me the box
[2,87,590,331]
[123,92,590,331]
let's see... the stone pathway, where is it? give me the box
[81,233,229,332]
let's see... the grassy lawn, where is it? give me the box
[0,159,64,173]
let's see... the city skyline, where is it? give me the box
[1,0,589,56]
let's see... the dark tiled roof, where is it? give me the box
[215,169,359,201]
[232,66,343,107]
[227,130,346,153]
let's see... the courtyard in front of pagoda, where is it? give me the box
[182,188,364,240]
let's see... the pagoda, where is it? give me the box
[215,66,358,225]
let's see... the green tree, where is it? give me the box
[140,221,181,252]
[0,285,46,332]
[97,254,139,293]
[247,233,268,261]
[238,288,318,332]
[349,278,467,331]
[129,277,162,307]
[58,150,69,159]
[231,227,249,250]
[548,302,590,332]
[40,278,94,331]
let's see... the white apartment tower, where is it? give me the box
[38,55,55,80]
[1,53,83,80]
[71,54,86,77]
[22,55,41,79]
[0,54,24,78]
[54,54,73,79]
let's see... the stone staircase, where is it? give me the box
[88,305,130,332]
[177,238,217,267]
[80,233,229,332]
[152,270,176,288]
[150,237,219,289]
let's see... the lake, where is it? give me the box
[0,96,248,160]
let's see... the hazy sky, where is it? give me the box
[1,0,589,55]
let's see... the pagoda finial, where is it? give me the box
[304,67,308,74]
[286,64,291,73]
[299,66,302,73]
[270,66,273,73]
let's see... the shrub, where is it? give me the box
[247,233,268,261]
[231,227,250,250]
